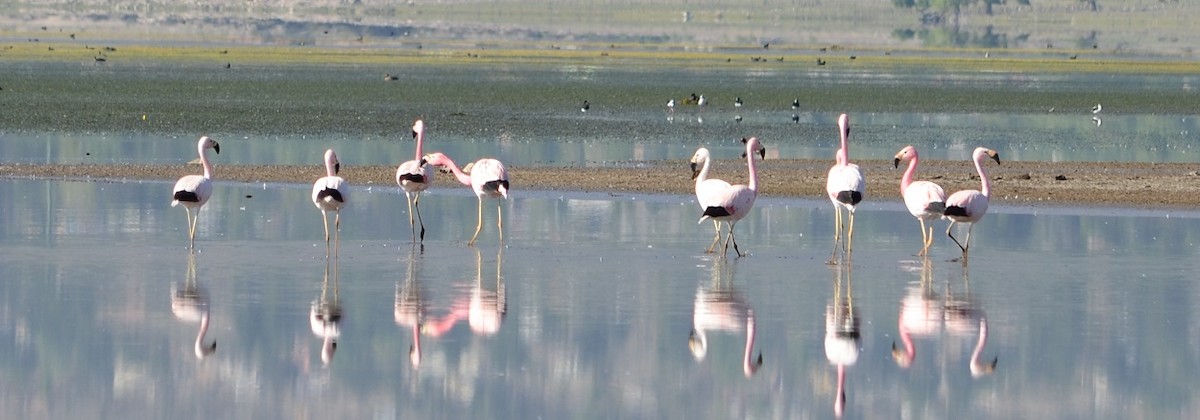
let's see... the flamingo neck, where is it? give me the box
[411,324,422,367]
[838,121,851,164]
[194,312,215,358]
[976,153,992,198]
[900,154,919,193]
[834,148,847,167]
[971,318,988,366]
[199,142,214,179]
[897,322,915,365]
[696,156,711,184]
[441,158,473,186]
[414,130,425,162]
[835,364,846,417]
[746,145,760,193]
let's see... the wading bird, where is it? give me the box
[895,145,946,256]
[171,136,220,249]
[690,147,732,253]
[396,120,433,242]
[313,149,348,247]
[698,137,766,257]
[943,147,1001,258]
[423,152,509,246]
[826,114,865,264]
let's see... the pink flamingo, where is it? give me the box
[825,114,865,264]
[697,137,766,258]
[422,152,509,246]
[396,119,434,242]
[171,136,220,249]
[894,145,947,256]
[688,258,762,378]
[825,266,859,418]
[943,147,1001,257]
[690,147,732,253]
[312,149,348,245]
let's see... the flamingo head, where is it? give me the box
[200,136,220,154]
[409,343,421,368]
[412,119,424,138]
[971,356,998,378]
[985,148,1001,165]
[891,341,914,368]
[324,149,340,174]
[744,353,763,378]
[689,147,710,180]
[893,145,916,168]
[740,137,766,160]
[687,330,706,360]
[837,113,850,139]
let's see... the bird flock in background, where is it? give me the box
[170,111,999,261]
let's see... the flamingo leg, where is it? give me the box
[405,192,416,241]
[828,207,843,264]
[917,219,930,256]
[706,220,722,253]
[496,199,504,243]
[184,206,196,248]
[962,223,975,256]
[729,222,744,258]
[469,197,484,246]
[414,193,425,242]
[846,210,856,258]
[946,220,967,253]
[321,210,331,243]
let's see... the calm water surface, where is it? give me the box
[1,178,1198,419]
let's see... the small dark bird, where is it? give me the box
[762,42,770,49]
[225,63,231,69]
[734,97,743,107]
[792,99,800,110]
[581,100,590,112]
[792,114,800,124]
[816,58,826,66]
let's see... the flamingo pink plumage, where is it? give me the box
[697,137,766,258]
[312,149,348,245]
[422,152,509,246]
[825,114,865,263]
[396,119,434,242]
[894,145,947,256]
[171,136,221,249]
[690,147,732,253]
[943,147,1001,257]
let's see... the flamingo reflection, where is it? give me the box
[892,258,997,377]
[171,251,217,359]
[395,245,428,368]
[418,248,507,339]
[310,258,342,365]
[688,258,763,378]
[825,265,859,418]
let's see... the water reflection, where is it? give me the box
[169,251,217,359]
[310,258,343,365]
[418,248,507,339]
[688,258,762,378]
[893,258,997,377]
[824,265,860,418]
[395,246,427,368]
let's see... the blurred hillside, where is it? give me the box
[2,0,1196,56]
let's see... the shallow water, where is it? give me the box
[1,178,1198,419]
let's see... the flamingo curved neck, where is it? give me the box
[697,156,712,184]
[745,144,760,193]
[198,142,214,180]
[900,154,919,193]
[975,153,992,198]
[742,313,759,376]
[194,312,216,358]
[970,318,990,372]
[442,159,473,186]
[895,322,915,366]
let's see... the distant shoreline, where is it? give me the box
[5,159,1199,208]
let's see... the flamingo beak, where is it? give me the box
[757,147,766,160]
[412,130,418,139]
[334,162,341,174]
[690,162,700,180]
[989,151,1001,165]
[212,142,220,154]
[893,157,901,169]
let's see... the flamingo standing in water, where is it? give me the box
[894,145,946,256]
[396,120,434,242]
[690,147,731,253]
[943,147,1000,258]
[698,137,766,258]
[826,114,865,263]
[312,149,348,246]
[423,152,509,246]
[171,136,220,249]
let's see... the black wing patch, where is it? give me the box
[836,191,863,206]
[317,188,344,203]
[173,190,200,203]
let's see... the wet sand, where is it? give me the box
[4,159,1199,208]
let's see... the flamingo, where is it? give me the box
[312,149,348,246]
[690,147,731,253]
[826,113,865,263]
[894,145,947,256]
[697,137,766,257]
[892,258,942,369]
[395,246,426,368]
[171,252,217,359]
[467,247,505,336]
[396,120,434,242]
[688,259,763,378]
[422,152,509,246]
[943,147,1000,257]
[171,136,220,249]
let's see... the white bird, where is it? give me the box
[825,114,865,264]
[1092,115,1102,127]
[690,147,731,253]
[312,149,348,246]
[792,99,800,110]
[667,99,675,113]
[1092,103,1102,114]
[943,147,1001,258]
[894,145,947,256]
[171,136,220,249]
[423,152,509,246]
[698,137,766,257]
[171,252,217,359]
[697,94,707,109]
[396,120,434,242]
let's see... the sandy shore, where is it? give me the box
[3,159,1199,208]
